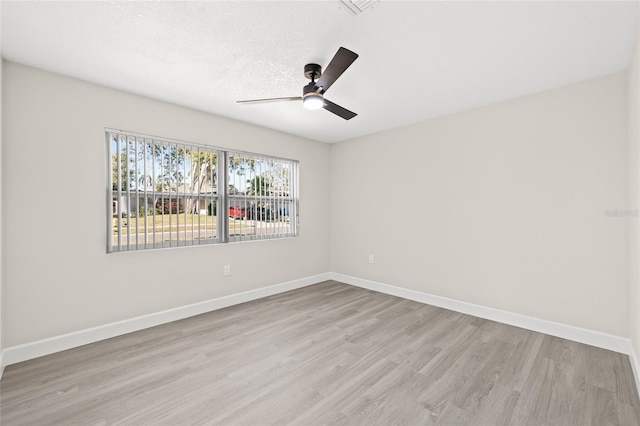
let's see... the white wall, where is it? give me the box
[331,72,629,337]
[2,62,330,347]
[629,32,640,362]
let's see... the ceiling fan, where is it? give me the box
[237,47,359,120]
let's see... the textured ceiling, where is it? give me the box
[1,1,638,143]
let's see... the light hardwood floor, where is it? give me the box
[1,280,639,425]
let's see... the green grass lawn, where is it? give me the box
[113,214,251,234]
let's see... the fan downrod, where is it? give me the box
[304,63,322,81]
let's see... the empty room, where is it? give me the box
[1,0,640,424]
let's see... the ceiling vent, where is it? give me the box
[340,0,379,15]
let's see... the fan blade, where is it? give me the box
[316,47,358,94]
[237,96,302,104]
[323,99,357,120]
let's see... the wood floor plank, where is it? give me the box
[1,280,639,425]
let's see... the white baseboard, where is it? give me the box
[631,344,640,397]
[330,273,631,355]
[0,273,330,375]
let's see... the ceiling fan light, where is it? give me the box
[303,94,324,110]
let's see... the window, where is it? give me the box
[227,152,298,242]
[107,129,298,252]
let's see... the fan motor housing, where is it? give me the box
[303,82,319,96]
[304,63,322,80]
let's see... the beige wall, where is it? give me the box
[629,32,640,358]
[2,62,330,347]
[331,72,629,337]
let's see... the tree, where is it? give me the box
[246,176,271,196]
[111,137,146,191]
[184,150,217,213]
[111,153,135,191]
[260,163,291,195]
[151,144,186,191]
[230,156,255,175]
[228,184,243,195]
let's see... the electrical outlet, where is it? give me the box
[368,255,374,264]
[224,265,231,276]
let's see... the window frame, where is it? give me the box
[106,129,299,253]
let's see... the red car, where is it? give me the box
[229,206,246,219]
